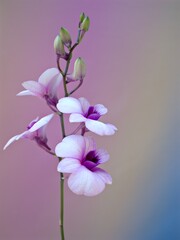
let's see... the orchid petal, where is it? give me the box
[57,158,81,173]
[57,97,83,114]
[17,90,36,96]
[38,68,60,86]
[68,166,106,196]
[94,104,108,115]
[96,149,110,164]
[85,119,117,136]
[29,114,54,132]
[93,168,112,184]
[78,97,90,114]
[47,73,62,97]
[3,135,20,150]
[69,113,86,123]
[84,136,96,156]
[22,81,45,97]
[55,135,85,159]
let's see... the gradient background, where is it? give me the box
[0,0,180,240]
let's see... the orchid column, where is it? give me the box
[4,13,117,240]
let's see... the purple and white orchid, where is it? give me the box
[4,114,54,152]
[55,135,112,196]
[57,97,117,136]
[17,68,62,110]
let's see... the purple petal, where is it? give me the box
[93,167,112,184]
[96,148,110,164]
[38,68,60,86]
[55,135,85,159]
[78,97,90,114]
[69,113,86,123]
[85,119,117,136]
[57,97,83,114]
[57,158,81,173]
[94,104,108,115]
[29,114,54,132]
[68,166,106,196]
[22,81,45,97]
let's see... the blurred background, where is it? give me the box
[0,0,180,239]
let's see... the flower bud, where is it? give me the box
[72,57,86,80]
[54,35,66,56]
[59,27,72,48]
[79,12,85,25]
[80,16,90,32]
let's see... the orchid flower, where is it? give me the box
[57,97,117,136]
[4,114,54,152]
[17,68,62,110]
[55,135,112,196]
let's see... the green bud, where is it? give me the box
[59,27,72,48]
[54,35,65,56]
[80,16,90,32]
[79,12,85,24]
[72,57,86,80]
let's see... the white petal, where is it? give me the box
[47,73,62,97]
[22,81,45,97]
[94,104,108,115]
[96,148,110,163]
[68,166,106,196]
[3,135,20,150]
[69,113,86,123]
[84,136,96,156]
[29,114,54,132]
[55,135,85,159]
[57,97,83,114]
[93,168,112,184]
[17,90,36,96]
[85,119,117,136]
[78,97,90,114]
[57,158,81,173]
[38,68,60,86]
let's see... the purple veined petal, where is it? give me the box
[78,97,90,114]
[85,119,117,136]
[69,113,86,123]
[17,90,36,96]
[93,167,112,184]
[22,81,45,97]
[47,73,62,97]
[57,158,81,173]
[55,135,85,159]
[29,114,54,132]
[57,97,83,114]
[96,148,110,164]
[94,104,108,115]
[84,136,96,156]
[38,68,60,86]
[3,135,20,150]
[68,166,106,196]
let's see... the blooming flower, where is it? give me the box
[57,97,117,136]
[55,135,112,196]
[17,68,62,109]
[3,114,54,152]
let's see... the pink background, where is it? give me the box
[0,1,180,240]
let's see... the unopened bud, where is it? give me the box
[79,12,85,25]
[54,35,66,56]
[72,57,86,80]
[80,16,90,32]
[59,27,72,48]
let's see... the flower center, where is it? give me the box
[82,150,100,170]
[85,106,101,120]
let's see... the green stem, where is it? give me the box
[60,172,65,240]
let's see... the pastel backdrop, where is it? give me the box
[0,1,180,240]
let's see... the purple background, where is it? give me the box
[1,1,180,240]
